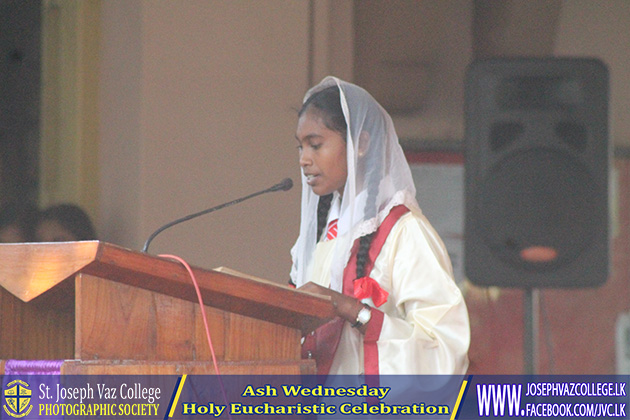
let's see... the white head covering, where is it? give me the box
[291,76,420,292]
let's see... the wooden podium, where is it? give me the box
[0,241,335,375]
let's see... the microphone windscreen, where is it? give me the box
[274,178,293,191]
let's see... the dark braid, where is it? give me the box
[354,188,378,278]
[316,193,333,241]
[355,232,375,278]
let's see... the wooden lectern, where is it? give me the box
[0,241,335,375]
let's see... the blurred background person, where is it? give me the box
[0,201,37,243]
[35,203,97,242]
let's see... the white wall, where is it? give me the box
[99,1,310,282]
[554,0,630,147]
[99,0,143,249]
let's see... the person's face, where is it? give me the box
[36,220,77,242]
[296,110,347,196]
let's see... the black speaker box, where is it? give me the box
[464,57,610,288]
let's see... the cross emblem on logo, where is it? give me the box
[3,379,33,418]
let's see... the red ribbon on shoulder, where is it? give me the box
[353,276,389,307]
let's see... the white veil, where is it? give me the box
[291,76,420,292]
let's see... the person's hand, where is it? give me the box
[298,282,369,333]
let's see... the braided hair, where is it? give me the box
[299,86,376,281]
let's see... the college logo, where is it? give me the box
[3,379,33,418]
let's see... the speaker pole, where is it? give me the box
[524,288,540,374]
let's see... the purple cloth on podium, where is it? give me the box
[4,359,63,375]
[2,361,63,418]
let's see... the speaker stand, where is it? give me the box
[524,288,540,374]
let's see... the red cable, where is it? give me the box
[158,254,232,419]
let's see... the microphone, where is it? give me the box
[141,177,293,253]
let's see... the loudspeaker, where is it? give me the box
[464,58,609,288]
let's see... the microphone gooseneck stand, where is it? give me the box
[142,178,293,253]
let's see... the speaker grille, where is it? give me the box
[479,148,598,271]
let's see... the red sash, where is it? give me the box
[301,205,409,375]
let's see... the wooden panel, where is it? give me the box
[191,305,226,361]
[0,241,335,366]
[0,241,98,301]
[224,315,301,362]
[86,242,335,333]
[0,241,335,333]
[76,274,301,362]
[0,285,74,360]
[76,274,218,361]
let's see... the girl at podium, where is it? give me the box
[291,77,469,376]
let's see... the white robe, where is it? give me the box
[306,207,470,375]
